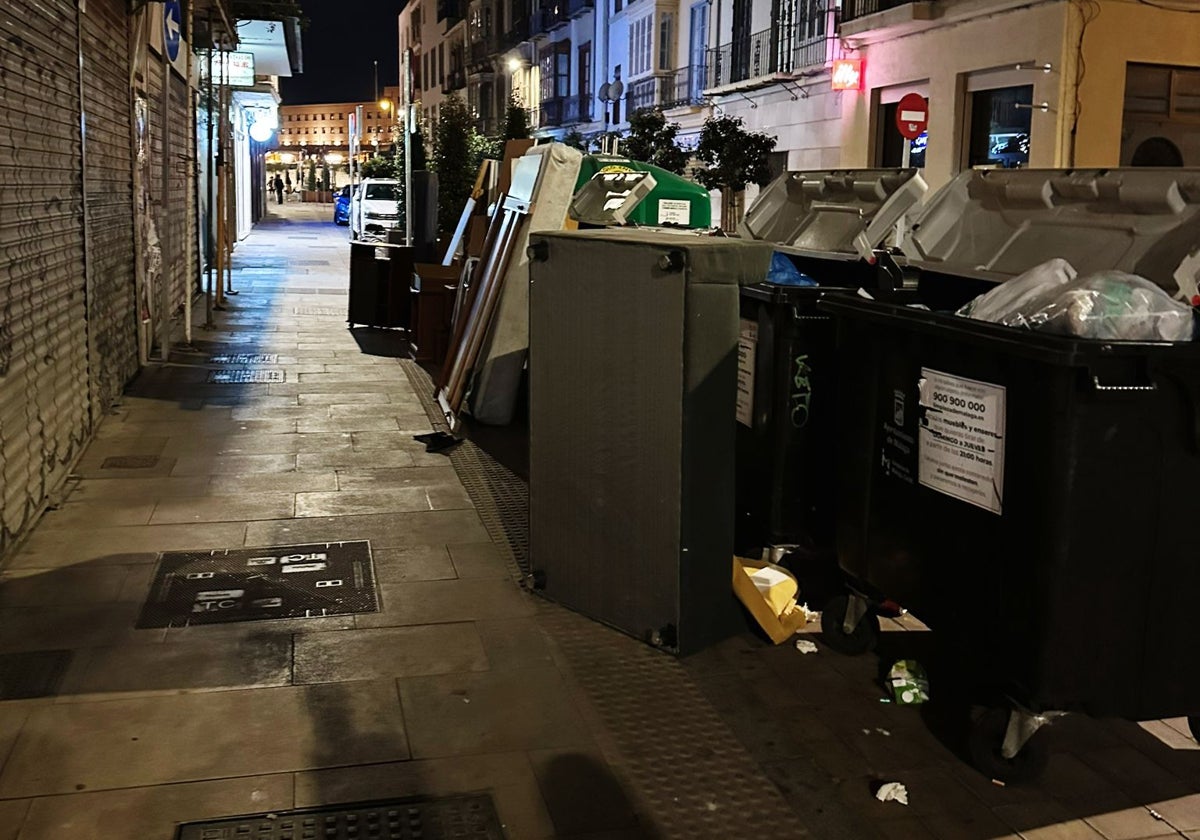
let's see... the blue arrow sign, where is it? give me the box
[163,0,182,63]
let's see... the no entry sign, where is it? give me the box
[896,93,928,140]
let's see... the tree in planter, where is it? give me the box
[502,95,531,141]
[360,156,393,179]
[694,115,776,230]
[305,159,317,193]
[622,109,688,174]
[320,164,331,194]
[562,130,587,151]
[432,95,475,236]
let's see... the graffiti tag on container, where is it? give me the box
[790,354,813,428]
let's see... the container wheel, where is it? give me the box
[968,707,1049,784]
[1188,717,1200,743]
[818,594,879,655]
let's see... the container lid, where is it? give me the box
[905,168,1200,295]
[738,169,928,261]
[569,171,659,226]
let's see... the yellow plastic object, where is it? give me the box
[732,557,811,644]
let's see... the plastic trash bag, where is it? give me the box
[766,252,817,286]
[958,258,1076,322]
[1005,271,1195,341]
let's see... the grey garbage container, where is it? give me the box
[527,229,773,655]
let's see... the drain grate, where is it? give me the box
[399,361,529,580]
[208,353,279,364]
[137,541,378,628]
[0,650,72,700]
[176,795,505,840]
[207,369,286,384]
[101,455,160,469]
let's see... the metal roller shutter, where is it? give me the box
[0,0,90,549]
[147,50,196,328]
[81,0,138,415]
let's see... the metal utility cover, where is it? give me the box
[137,541,378,628]
[102,455,160,469]
[206,369,286,383]
[208,353,279,364]
[175,795,505,839]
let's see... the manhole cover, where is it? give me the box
[102,455,160,469]
[176,795,505,840]
[137,541,379,628]
[0,650,72,700]
[208,353,279,364]
[207,369,286,383]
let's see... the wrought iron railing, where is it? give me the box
[704,14,834,88]
[535,3,570,34]
[841,0,912,23]
[566,0,593,16]
[540,96,566,126]
[500,17,530,50]
[562,93,593,123]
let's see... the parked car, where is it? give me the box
[333,185,352,226]
[350,178,401,240]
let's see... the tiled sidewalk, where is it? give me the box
[0,202,1197,840]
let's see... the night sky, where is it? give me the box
[279,0,407,105]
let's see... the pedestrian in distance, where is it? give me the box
[273,174,284,205]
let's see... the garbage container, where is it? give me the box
[818,168,1200,780]
[734,169,926,553]
[348,241,414,329]
[527,228,773,655]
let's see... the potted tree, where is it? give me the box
[694,115,777,230]
[622,109,688,174]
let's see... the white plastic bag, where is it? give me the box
[958,258,1077,323]
[1002,271,1195,341]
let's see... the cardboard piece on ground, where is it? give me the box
[732,557,810,644]
[498,139,535,195]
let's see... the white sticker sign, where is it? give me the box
[917,368,1006,514]
[736,319,757,427]
[657,199,691,226]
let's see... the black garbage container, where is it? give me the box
[734,169,926,553]
[348,241,414,329]
[820,168,1200,780]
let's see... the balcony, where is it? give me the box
[566,0,594,17]
[625,69,706,112]
[438,0,466,23]
[443,68,467,94]
[500,17,530,50]
[562,93,593,123]
[705,17,834,90]
[534,3,570,36]
[540,96,566,127]
[469,40,494,67]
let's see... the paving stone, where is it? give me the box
[16,774,293,840]
[11,523,249,570]
[0,681,409,796]
[297,449,417,470]
[293,623,487,683]
[356,579,539,628]
[57,634,293,700]
[334,467,461,492]
[994,800,1110,839]
[244,510,488,550]
[66,476,214,500]
[209,472,338,494]
[528,748,641,836]
[448,542,511,579]
[296,416,403,434]
[295,489,435,517]
[35,499,157,530]
[171,453,299,476]
[0,799,29,840]
[370,547,457,582]
[161,432,353,456]
[296,391,394,405]
[0,567,132,608]
[476,618,558,671]
[149,493,297,524]
[398,667,593,759]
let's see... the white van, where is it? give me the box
[350,178,401,240]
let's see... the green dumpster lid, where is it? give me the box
[570,170,659,226]
[738,169,928,261]
[906,168,1200,295]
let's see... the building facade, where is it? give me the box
[277,86,401,188]
[397,0,1199,196]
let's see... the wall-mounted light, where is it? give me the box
[1014,62,1054,73]
[249,120,275,143]
[507,57,522,72]
[1015,101,1052,112]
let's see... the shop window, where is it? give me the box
[877,100,927,169]
[967,85,1032,169]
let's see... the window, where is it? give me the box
[614,0,622,13]
[612,65,622,123]
[967,85,1032,169]
[629,14,653,76]
[578,41,592,110]
[438,43,445,85]
[658,13,673,72]
[689,2,708,99]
